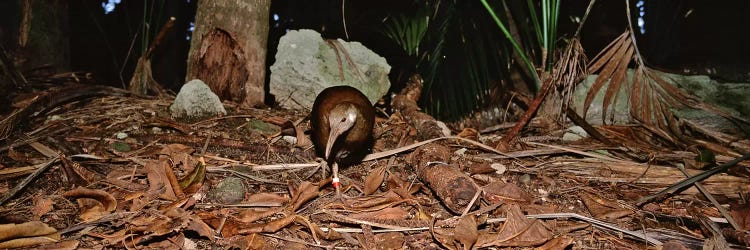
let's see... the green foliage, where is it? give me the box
[481,0,561,90]
[382,11,429,57]
[382,1,512,121]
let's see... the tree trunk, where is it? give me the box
[0,0,70,74]
[186,0,270,107]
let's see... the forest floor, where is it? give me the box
[1,83,749,249]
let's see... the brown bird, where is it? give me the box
[311,85,375,199]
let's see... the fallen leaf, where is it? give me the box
[186,215,215,239]
[289,181,320,211]
[579,192,632,220]
[31,197,55,220]
[476,204,553,247]
[0,221,60,248]
[36,239,79,250]
[0,221,58,241]
[246,192,289,206]
[146,158,177,201]
[536,235,574,250]
[373,232,404,250]
[350,207,410,221]
[236,207,282,224]
[454,215,478,250]
[62,187,117,212]
[364,165,388,195]
[482,182,530,204]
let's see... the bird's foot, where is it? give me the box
[333,179,352,207]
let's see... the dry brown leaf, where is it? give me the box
[588,31,629,73]
[295,122,312,148]
[373,232,404,250]
[246,192,289,206]
[142,233,183,249]
[159,144,195,157]
[476,205,553,247]
[146,158,177,201]
[59,156,101,186]
[31,196,55,220]
[62,187,117,212]
[482,182,530,204]
[63,187,116,222]
[0,234,61,249]
[236,207,282,224]
[601,43,634,123]
[454,215,478,250]
[186,214,215,239]
[36,240,80,250]
[584,30,631,116]
[456,128,479,141]
[238,233,267,250]
[328,190,404,211]
[239,215,296,235]
[0,221,58,242]
[730,203,750,231]
[162,156,185,198]
[289,181,320,211]
[349,207,410,221]
[536,235,574,250]
[86,228,133,245]
[0,166,36,176]
[579,192,633,221]
[364,165,388,195]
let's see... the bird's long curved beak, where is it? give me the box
[325,126,344,160]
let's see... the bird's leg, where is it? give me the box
[318,159,327,179]
[331,162,350,206]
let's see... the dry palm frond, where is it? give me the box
[551,37,587,120]
[583,29,702,144]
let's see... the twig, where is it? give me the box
[500,213,662,246]
[675,164,741,231]
[208,163,319,171]
[315,212,663,246]
[637,153,750,205]
[0,158,59,205]
[208,168,285,185]
[525,141,626,163]
[362,136,513,162]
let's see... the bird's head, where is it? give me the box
[325,103,358,159]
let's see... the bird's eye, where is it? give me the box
[340,118,346,123]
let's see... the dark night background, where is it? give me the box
[2,0,749,110]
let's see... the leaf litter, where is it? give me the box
[0,83,748,249]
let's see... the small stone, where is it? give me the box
[453,148,467,156]
[209,177,245,204]
[490,163,506,175]
[170,79,227,120]
[115,132,128,140]
[519,174,532,185]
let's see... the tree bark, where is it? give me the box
[186,0,270,107]
[0,0,70,74]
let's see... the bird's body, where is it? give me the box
[311,86,375,164]
[310,85,375,198]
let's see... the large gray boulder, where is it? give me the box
[573,69,750,135]
[270,29,391,110]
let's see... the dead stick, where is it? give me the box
[144,17,176,58]
[0,158,58,205]
[637,153,750,205]
[497,80,551,150]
